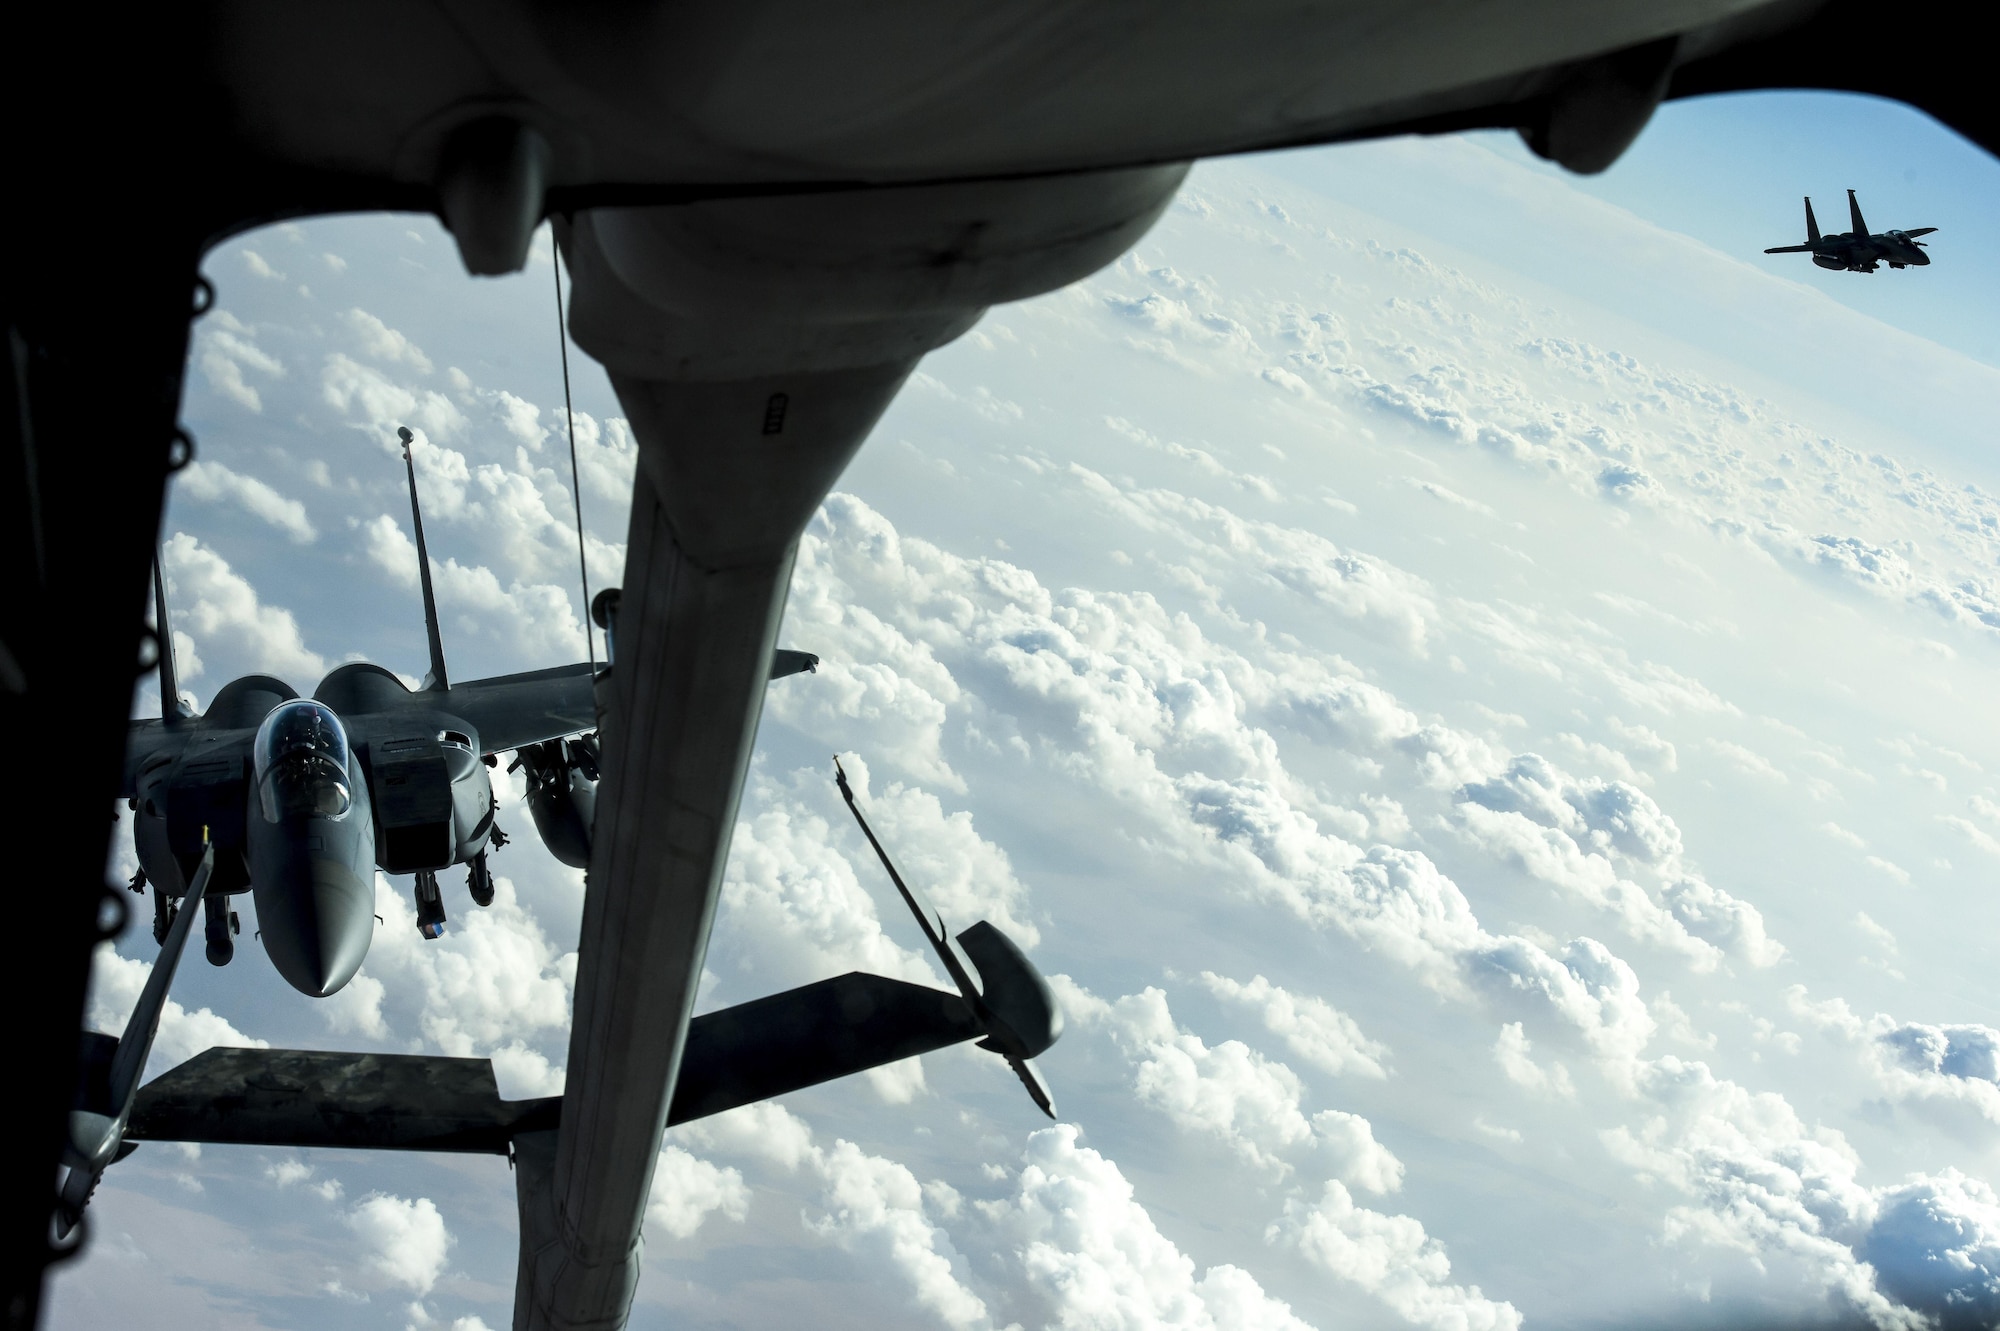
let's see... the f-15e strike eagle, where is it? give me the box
[1764,190,1936,273]
[122,424,817,997]
[16,1,2000,1327]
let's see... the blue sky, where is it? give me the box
[52,94,2000,1331]
[1269,92,2000,369]
[1554,91,2000,367]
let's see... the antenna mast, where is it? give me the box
[398,426,450,691]
[152,544,187,721]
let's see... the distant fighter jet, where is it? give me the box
[1764,190,1936,273]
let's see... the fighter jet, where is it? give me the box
[1764,191,1937,273]
[122,424,816,999]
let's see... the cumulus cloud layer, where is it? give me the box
[83,141,2000,1331]
[982,1126,1318,1331]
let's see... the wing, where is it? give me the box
[1763,245,1814,253]
[122,718,191,798]
[446,649,822,755]
[444,663,597,755]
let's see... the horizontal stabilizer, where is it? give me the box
[669,971,980,1122]
[128,972,982,1153]
[1904,226,1938,238]
[129,1047,556,1154]
[1764,245,1813,253]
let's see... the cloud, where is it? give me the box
[1451,600,1736,717]
[1454,754,1779,967]
[177,459,317,542]
[1069,469,1440,653]
[1861,1170,2000,1330]
[1065,980,1400,1189]
[980,1125,1317,1331]
[1193,972,1388,1079]
[267,1157,343,1201]
[785,495,1721,1076]
[1789,987,2000,1125]
[1701,738,1789,785]
[1274,1180,1521,1331]
[88,945,268,1079]
[489,1041,566,1099]
[1492,1023,1574,1100]
[1607,1053,1932,1328]
[553,410,638,505]
[1312,1110,1405,1196]
[675,1100,817,1174]
[1659,874,1784,967]
[1939,815,2000,858]
[1468,937,1654,1066]
[1855,912,1899,953]
[344,308,434,373]
[193,313,285,412]
[320,354,466,448]
[646,1145,750,1240]
[686,1102,990,1329]
[358,514,590,665]
[1605,717,1677,772]
[319,972,388,1040]
[346,1194,451,1295]
[266,1159,313,1188]
[1452,801,1717,967]
[361,874,575,1058]
[240,249,284,281]
[1874,1020,2000,1124]
[1174,775,1484,983]
[481,390,546,451]
[162,531,325,684]
[809,1140,991,1329]
[1093,984,1323,1176]
[1863,856,1912,886]
[427,557,588,662]
[361,513,419,589]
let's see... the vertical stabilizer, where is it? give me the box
[397,426,450,691]
[1847,189,1868,237]
[1805,196,1821,244]
[152,546,188,721]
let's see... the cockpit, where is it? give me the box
[254,699,354,822]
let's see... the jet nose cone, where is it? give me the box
[253,857,375,997]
